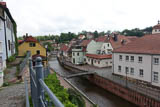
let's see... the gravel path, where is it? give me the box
[0,83,26,107]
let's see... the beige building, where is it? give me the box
[113,34,160,87]
[152,21,160,34]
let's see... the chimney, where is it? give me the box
[113,34,118,41]
[26,33,28,37]
[0,1,7,7]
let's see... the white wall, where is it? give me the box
[113,53,152,83]
[86,40,103,54]
[101,43,113,54]
[72,51,84,64]
[4,12,16,58]
[86,57,112,67]
[152,29,160,34]
[152,55,160,87]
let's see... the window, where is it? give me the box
[139,69,144,77]
[125,67,129,74]
[154,58,159,65]
[119,55,122,61]
[88,58,90,62]
[138,57,143,63]
[130,68,134,75]
[8,40,10,50]
[118,66,121,72]
[153,72,158,83]
[73,52,75,56]
[104,46,105,49]
[130,56,134,62]
[106,62,108,64]
[0,42,2,52]
[36,50,40,54]
[126,56,129,61]
[29,43,36,47]
[84,58,86,62]
[77,53,79,56]
[94,60,96,63]
[98,61,100,64]
[110,61,112,64]
[108,44,109,47]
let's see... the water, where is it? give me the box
[49,58,135,107]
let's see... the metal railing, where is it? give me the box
[19,51,31,72]
[29,57,64,107]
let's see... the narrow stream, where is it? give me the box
[49,57,135,107]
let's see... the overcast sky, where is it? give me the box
[4,0,160,36]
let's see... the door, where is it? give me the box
[73,58,75,64]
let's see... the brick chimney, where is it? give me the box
[0,1,7,7]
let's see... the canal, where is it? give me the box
[49,57,135,107]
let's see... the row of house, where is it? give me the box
[0,2,16,86]
[59,22,160,87]
[113,22,160,87]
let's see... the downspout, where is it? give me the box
[4,17,8,60]
[151,54,153,84]
[112,52,114,74]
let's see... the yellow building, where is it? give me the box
[18,36,47,66]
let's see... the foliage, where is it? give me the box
[93,30,99,38]
[29,96,33,107]
[67,88,86,107]
[121,27,153,37]
[44,73,77,107]
[7,55,16,62]
[43,42,53,52]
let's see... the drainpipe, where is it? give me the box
[4,17,8,60]
[151,54,153,84]
[112,53,114,74]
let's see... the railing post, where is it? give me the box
[35,57,44,107]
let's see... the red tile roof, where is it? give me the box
[108,35,131,49]
[86,54,112,59]
[25,36,37,42]
[126,36,138,41]
[95,36,107,42]
[18,40,23,44]
[60,44,69,52]
[153,24,160,29]
[80,39,93,47]
[113,34,160,54]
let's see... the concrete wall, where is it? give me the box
[113,53,152,83]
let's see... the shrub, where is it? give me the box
[8,55,16,62]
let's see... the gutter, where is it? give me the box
[3,17,8,60]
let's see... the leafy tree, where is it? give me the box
[93,30,99,38]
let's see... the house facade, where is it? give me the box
[0,2,16,86]
[113,34,160,87]
[72,45,85,65]
[152,21,160,34]
[18,35,47,66]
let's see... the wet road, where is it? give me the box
[49,58,135,107]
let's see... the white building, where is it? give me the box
[0,2,16,86]
[72,45,85,65]
[85,35,131,68]
[152,21,160,34]
[113,34,160,87]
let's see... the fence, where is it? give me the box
[19,51,31,72]
[29,57,64,107]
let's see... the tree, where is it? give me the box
[94,30,99,38]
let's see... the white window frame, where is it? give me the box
[130,56,134,62]
[118,66,121,72]
[138,56,143,63]
[154,58,159,65]
[119,55,122,61]
[130,68,134,75]
[139,69,144,77]
[126,56,129,62]
[153,72,158,83]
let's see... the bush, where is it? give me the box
[67,88,86,107]
[44,73,77,107]
[8,55,16,62]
